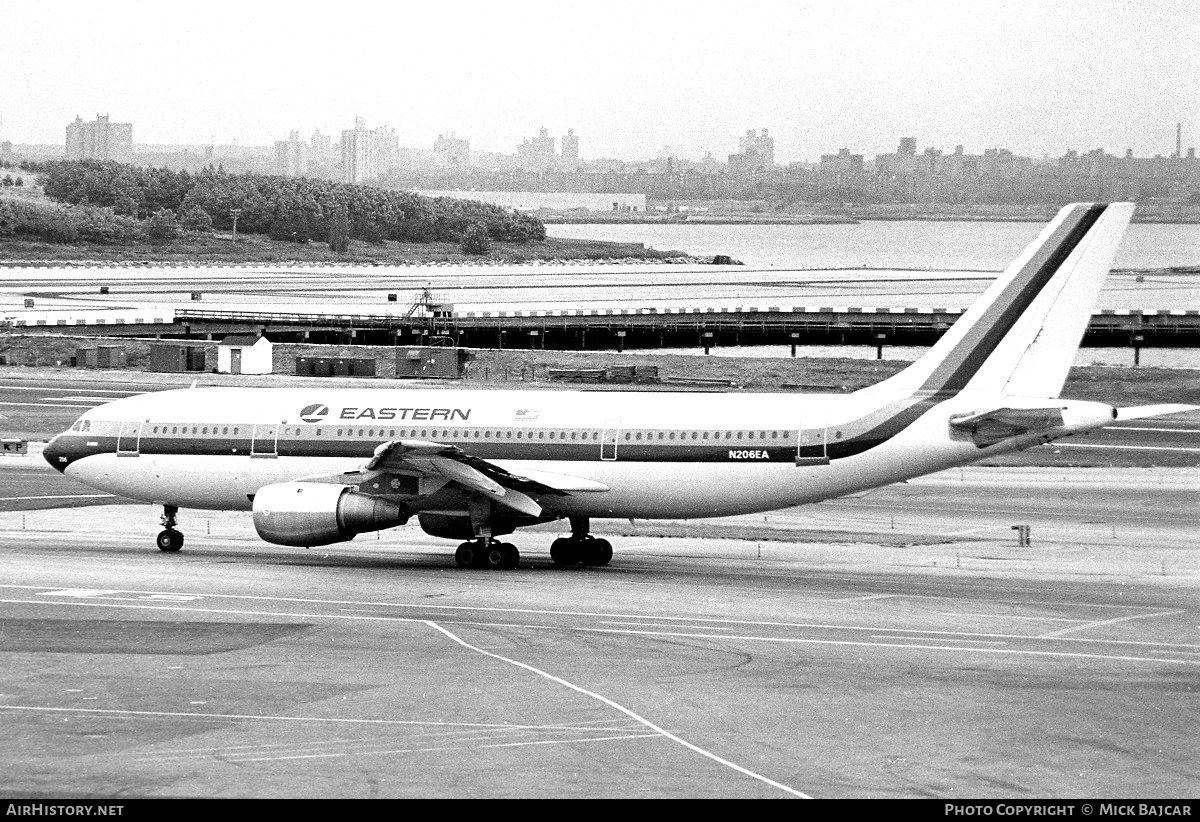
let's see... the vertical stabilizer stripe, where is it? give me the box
[919,203,1107,395]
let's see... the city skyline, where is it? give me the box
[2,0,1197,162]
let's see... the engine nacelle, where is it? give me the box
[252,482,408,547]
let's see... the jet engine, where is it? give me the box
[252,482,409,547]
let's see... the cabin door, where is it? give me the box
[600,419,620,461]
[251,422,280,458]
[795,413,828,466]
[230,349,243,375]
[116,420,144,457]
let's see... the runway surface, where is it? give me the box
[0,466,1196,798]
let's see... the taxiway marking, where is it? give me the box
[0,401,95,409]
[425,620,812,799]
[0,495,116,502]
[0,593,1195,665]
[1040,609,1187,638]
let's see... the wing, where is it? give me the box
[301,439,609,518]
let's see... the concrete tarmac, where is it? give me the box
[0,466,1196,798]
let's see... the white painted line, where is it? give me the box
[235,732,662,763]
[3,584,1183,643]
[1040,610,1187,639]
[574,625,1200,665]
[0,402,95,409]
[1108,427,1200,434]
[828,593,898,603]
[0,495,116,502]
[0,386,139,395]
[597,620,734,631]
[425,620,811,798]
[0,703,558,730]
[1053,443,1200,453]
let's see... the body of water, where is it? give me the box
[550,219,1199,368]
[547,220,1200,271]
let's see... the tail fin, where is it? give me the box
[864,203,1134,401]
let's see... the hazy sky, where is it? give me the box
[3,0,1197,162]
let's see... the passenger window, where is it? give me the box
[223,427,229,435]
[669,432,676,440]
[691,432,698,440]
[172,427,178,434]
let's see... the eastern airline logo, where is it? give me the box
[299,403,329,423]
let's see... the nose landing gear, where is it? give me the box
[157,505,184,553]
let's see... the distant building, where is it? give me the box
[341,116,377,184]
[338,117,399,183]
[65,114,133,162]
[728,128,775,174]
[434,132,471,168]
[274,130,308,177]
[818,147,865,186]
[561,129,580,170]
[374,125,399,175]
[518,127,557,171]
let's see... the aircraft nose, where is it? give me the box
[43,435,70,473]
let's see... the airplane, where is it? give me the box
[42,202,1196,570]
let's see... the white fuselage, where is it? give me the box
[47,384,1083,520]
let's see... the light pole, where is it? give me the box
[229,208,242,243]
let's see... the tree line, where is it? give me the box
[21,160,546,248]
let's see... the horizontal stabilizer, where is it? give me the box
[949,407,1064,447]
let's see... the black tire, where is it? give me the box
[157,529,183,553]
[591,538,613,566]
[454,543,478,569]
[500,542,520,570]
[550,538,577,566]
[484,543,510,570]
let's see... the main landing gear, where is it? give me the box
[455,539,519,570]
[550,517,612,567]
[156,505,184,553]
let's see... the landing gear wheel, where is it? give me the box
[583,538,613,566]
[550,537,578,566]
[156,529,183,553]
[455,542,481,569]
[484,542,519,570]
